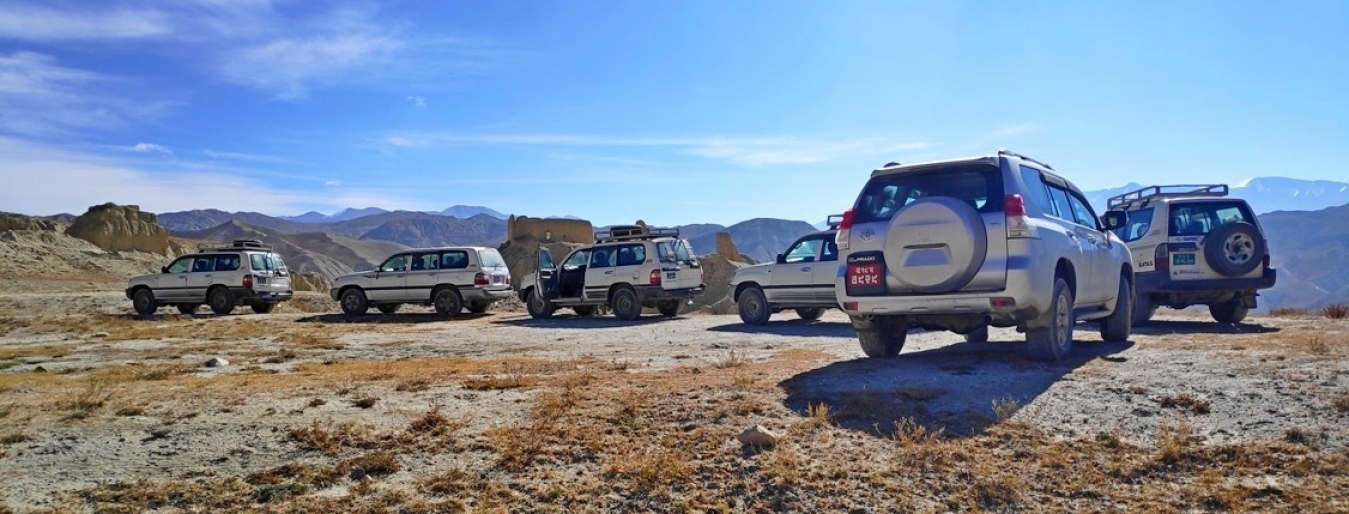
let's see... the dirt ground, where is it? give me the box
[1,286,1346,513]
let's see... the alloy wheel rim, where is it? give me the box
[1225,234,1253,263]
[747,296,762,317]
[1055,293,1070,349]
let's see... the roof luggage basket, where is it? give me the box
[594,225,680,243]
[1106,184,1229,210]
[198,239,275,252]
[825,214,844,230]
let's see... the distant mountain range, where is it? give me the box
[279,205,507,223]
[1085,177,1349,214]
[1257,203,1349,310]
[681,218,820,263]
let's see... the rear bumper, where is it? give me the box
[835,265,1053,323]
[634,285,705,302]
[231,287,293,303]
[1136,268,1276,294]
[460,287,514,302]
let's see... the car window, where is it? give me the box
[855,163,1004,224]
[616,244,646,266]
[590,247,617,268]
[477,249,506,268]
[1112,208,1155,242]
[784,238,821,263]
[563,250,589,270]
[249,254,267,271]
[267,254,287,273]
[1045,185,1075,222]
[411,253,440,271]
[191,256,215,272]
[168,257,193,273]
[1168,201,1254,236]
[440,251,469,269]
[1019,166,1054,214]
[215,254,241,272]
[1067,193,1100,229]
[821,238,839,262]
[380,254,410,272]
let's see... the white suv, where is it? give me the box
[1106,185,1276,325]
[730,216,842,325]
[519,225,704,320]
[331,247,512,316]
[834,151,1135,361]
[126,240,293,316]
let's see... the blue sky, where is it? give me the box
[0,1,1345,226]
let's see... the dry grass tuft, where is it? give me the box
[408,408,460,436]
[350,395,378,409]
[991,396,1020,421]
[1,433,30,444]
[1269,307,1308,317]
[63,378,114,420]
[1319,303,1349,319]
[712,350,748,369]
[804,402,833,427]
[1159,393,1212,414]
[394,379,430,392]
[278,330,345,350]
[288,421,383,456]
[462,373,538,391]
[1155,416,1204,464]
[1329,390,1349,413]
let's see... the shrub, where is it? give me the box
[1320,303,1349,319]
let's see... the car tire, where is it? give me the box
[1203,222,1265,277]
[208,287,235,316]
[737,286,771,325]
[377,304,401,315]
[340,288,369,316]
[1209,299,1248,323]
[964,325,989,343]
[1100,275,1132,342]
[611,287,641,321]
[657,300,680,317]
[853,315,908,358]
[1132,293,1156,327]
[176,303,198,315]
[795,307,824,321]
[132,289,158,316]
[526,288,554,319]
[467,302,490,314]
[1026,277,1074,362]
[433,288,463,316]
[251,303,275,315]
[572,305,596,317]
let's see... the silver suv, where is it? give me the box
[330,247,512,316]
[519,225,704,320]
[126,240,293,316]
[834,151,1135,361]
[1106,185,1276,325]
[730,216,842,325]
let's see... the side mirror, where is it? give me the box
[776,253,787,265]
[1100,211,1127,230]
[161,266,169,273]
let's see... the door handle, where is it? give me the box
[801,266,812,272]
[604,271,614,275]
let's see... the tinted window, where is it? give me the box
[191,256,215,272]
[539,249,555,269]
[440,251,469,269]
[380,255,410,272]
[855,164,1004,224]
[1168,201,1255,236]
[168,257,193,273]
[590,247,617,268]
[249,254,266,271]
[1067,194,1099,229]
[267,254,287,272]
[1045,185,1075,221]
[412,253,440,271]
[616,244,646,266]
[784,239,821,263]
[215,254,241,272]
[821,238,839,262]
[1113,208,1155,242]
[1019,166,1054,213]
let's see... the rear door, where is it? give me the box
[406,252,443,302]
[812,237,841,303]
[368,254,410,302]
[184,255,219,302]
[1043,183,1097,302]
[535,247,559,300]
[584,245,617,300]
[1067,190,1115,303]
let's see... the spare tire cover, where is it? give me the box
[884,197,988,293]
[1202,221,1265,276]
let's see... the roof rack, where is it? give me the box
[594,225,679,243]
[198,239,275,252]
[1106,184,1229,210]
[998,149,1054,171]
[825,214,844,230]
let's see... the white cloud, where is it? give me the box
[203,149,290,164]
[407,96,426,107]
[220,33,403,99]
[0,5,172,41]
[0,51,173,136]
[133,142,171,154]
[325,180,342,187]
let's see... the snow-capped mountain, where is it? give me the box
[441,205,507,219]
[1085,177,1349,214]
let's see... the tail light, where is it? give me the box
[836,209,855,250]
[242,274,253,289]
[1154,244,1169,272]
[474,272,489,286]
[1005,194,1032,238]
[649,269,662,285]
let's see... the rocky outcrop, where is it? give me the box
[0,213,59,232]
[688,253,749,315]
[66,203,172,255]
[291,271,331,294]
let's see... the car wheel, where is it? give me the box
[1132,292,1155,327]
[572,305,596,317]
[964,325,989,343]
[1209,299,1249,323]
[611,287,641,321]
[1202,222,1266,276]
[340,288,369,316]
[250,303,275,314]
[132,289,158,316]
[377,304,401,315]
[737,286,771,325]
[433,288,463,316]
[853,315,908,358]
[1100,275,1133,342]
[526,288,554,319]
[208,287,235,316]
[176,303,199,315]
[1026,277,1074,362]
[795,307,824,321]
[656,301,680,317]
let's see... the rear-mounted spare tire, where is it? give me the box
[884,197,988,293]
[1202,222,1265,276]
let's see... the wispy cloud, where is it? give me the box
[325,180,342,187]
[384,133,931,166]
[407,96,426,108]
[220,33,404,99]
[133,142,172,155]
[203,149,291,164]
[0,5,172,41]
[0,51,174,135]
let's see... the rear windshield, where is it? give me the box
[250,253,288,273]
[477,249,506,268]
[657,240,696,265]
[1168,202,1255,237]
[854,164,1004,224]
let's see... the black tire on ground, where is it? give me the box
[853,315,908,358]
[1202,222,1266,277]
[1026,277,1074,362]
[737,286,771,326]
[965,325,989,343]
[208,287,235,316]
[340,288,369,316]
[1209,299,1249,323]
[526,289,554,319]
[1132,292,1156,327]
[377,304,401,315]
[572,305,596,317]
[611,287,641,321]
[132,289,158,316]
[433,288,463,316]
[657,301,680,317]
[467,302,490,314]
[176,303,198,315]
[251,303,275,314]
[795,307,824,321]
[1100,275,1133,342]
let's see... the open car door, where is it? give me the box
[535,246,559,301]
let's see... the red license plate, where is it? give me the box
[847,263,885,296]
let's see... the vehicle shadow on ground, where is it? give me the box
[1134,319,1279,335]
[780,338,1134,439]
[295,313,490,324]
[706,320,856,338]
[491,315,681,329]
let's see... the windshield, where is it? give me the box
[854,163,1004,224]
[477,249,506,268]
